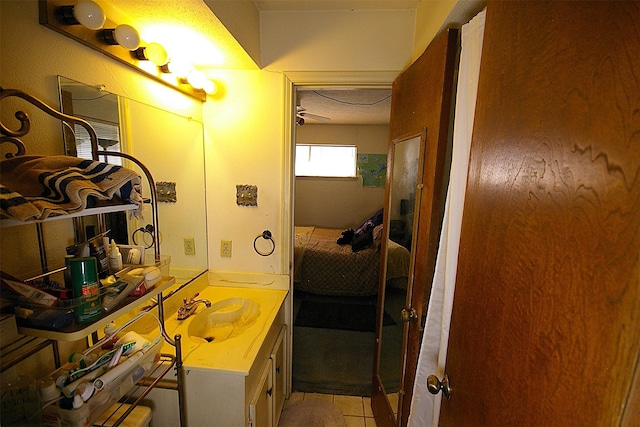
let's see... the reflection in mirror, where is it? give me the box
[58,76,208,288]
[376,134,422,424]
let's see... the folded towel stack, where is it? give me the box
[0,155,143,221]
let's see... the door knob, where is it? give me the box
[401,307,418,322]
[427,373,451,400]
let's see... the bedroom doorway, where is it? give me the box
[288,77,394,398]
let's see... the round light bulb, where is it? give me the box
[186,70,206,90]
[163,60,190,78]
[73,0,105,30]
[145,43,169,66]
[203,79,217,95]
[113,24,140,50]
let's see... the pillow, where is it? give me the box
[355,208,384,233]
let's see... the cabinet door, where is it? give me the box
[271,326,287,427]
[248,358,273,427]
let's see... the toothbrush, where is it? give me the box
[68,348,118,382]
[107,340,136,367]
[62,364,109,397]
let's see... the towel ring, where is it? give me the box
[254,230,275,256]
[132,224,155,249]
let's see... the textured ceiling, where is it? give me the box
[297,88,391,125]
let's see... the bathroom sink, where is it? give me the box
[187,298,260,343]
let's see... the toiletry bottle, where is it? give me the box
[108,240,123,274]
[101,322,119,350]
[70,257,102,323]
[89,241,109,279]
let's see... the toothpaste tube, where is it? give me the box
[0,271,59,307]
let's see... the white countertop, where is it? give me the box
[160,286,287,375]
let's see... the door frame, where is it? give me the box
[283,70,397,398]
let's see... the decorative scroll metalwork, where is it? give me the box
[0,87,160,260]
[0,87,98,159]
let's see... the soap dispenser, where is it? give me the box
[109,240,123,274]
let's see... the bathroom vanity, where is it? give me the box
[149,285,288,427]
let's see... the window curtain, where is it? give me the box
[408,9,486,426]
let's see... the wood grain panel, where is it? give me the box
[441,1,640,425]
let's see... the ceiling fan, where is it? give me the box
[296,106,330,126]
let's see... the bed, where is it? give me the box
[294,226,411,297]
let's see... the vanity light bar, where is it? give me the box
[38,0,207,102]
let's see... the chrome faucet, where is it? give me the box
[177,293,212,320]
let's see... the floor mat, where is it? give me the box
[292,326,377,396]
[292,291,405,396]
[278,399,346,427]
[294,300,395,332]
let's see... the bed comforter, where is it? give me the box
[294,226,410,296]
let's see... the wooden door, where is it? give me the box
[372,28,459,427]
[439,2,640,425]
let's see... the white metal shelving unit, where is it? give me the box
[0,87,187,427]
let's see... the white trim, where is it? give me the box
[282,70,395,405]
[284,71,399,88]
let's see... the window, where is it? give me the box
[295,144,357,177]
[74,119,122,166]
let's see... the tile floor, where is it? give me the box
[282,392,399,427]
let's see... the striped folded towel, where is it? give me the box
[0,155,143,221]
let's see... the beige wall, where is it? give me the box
[202,69,287,274]
[260,9,416,72]
[294,124,388,229]
[204,0,262,67]
[413,0,458,61]
[413,0,487,62]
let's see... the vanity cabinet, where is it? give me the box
[249,325,286,427]
[175,298,287,427]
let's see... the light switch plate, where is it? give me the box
[236,185,257,206]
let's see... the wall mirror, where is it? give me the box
[374,132,424,425]
[58,76,208,288]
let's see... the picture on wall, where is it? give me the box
[357,154,387,187]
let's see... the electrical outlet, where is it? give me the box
[184,237,196,255]
[220,240,232,257]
